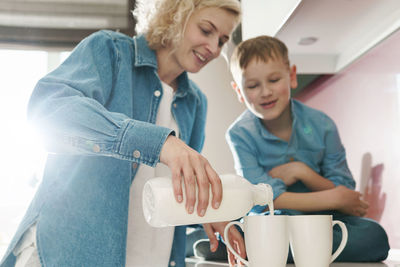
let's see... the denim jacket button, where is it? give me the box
[133,150,141,158]
[92,144,100,153]
[173,103,177,108]
[154,90,161,97]
[170,260,176,266]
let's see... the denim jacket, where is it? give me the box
[226,99,355,213]
[0,30,207,267]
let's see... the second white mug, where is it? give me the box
[288,215,348,267]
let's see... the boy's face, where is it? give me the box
[235,57,297,122]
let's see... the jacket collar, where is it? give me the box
[133,34,158,69]
[133,34,193,98]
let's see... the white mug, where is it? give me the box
[224,215,289,267]
[288,215,348,267]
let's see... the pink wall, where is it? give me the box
[296,30,400,248]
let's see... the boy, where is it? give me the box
[226,35,389,262]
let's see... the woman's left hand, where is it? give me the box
[203,222,246,266]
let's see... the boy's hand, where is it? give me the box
[269,162,335,192]
[203,222,246,267]
[160,135,222,216]
[332,186,369,216]
[269,161,309,186]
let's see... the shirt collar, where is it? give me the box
[133,35,158,69]
[290,99,298,126]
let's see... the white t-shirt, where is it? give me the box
[125,82,179,267]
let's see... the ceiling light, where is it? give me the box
[298,37,318,45]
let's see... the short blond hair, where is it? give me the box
[230,35,290,84]
[135,0,241,50]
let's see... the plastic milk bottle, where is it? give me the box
[142,173,274,227]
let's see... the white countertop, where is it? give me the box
[186,260,400,267]
[185,249,400,267]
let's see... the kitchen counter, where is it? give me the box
[186,260,400,267]
[186,249,400,267]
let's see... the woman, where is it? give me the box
[0,0,244,266]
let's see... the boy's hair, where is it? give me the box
[230,35,290,84]
[134,0,241,50]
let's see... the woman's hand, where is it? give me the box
[160,135,222,216]
[203,222,246,267]
[332,185,369,216]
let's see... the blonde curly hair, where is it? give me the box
[133,0,241,50]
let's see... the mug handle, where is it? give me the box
[224,221,249,266]
[331,220,348,262]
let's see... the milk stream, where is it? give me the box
[142,173,274,227]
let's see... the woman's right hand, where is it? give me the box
[160,135,222,216]
[332,185,369,216]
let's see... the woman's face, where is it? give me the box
[172,7,238,73]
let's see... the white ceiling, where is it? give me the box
[241,0,400,74]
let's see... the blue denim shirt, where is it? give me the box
[226,99,355,213]
[1,30,207,267]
